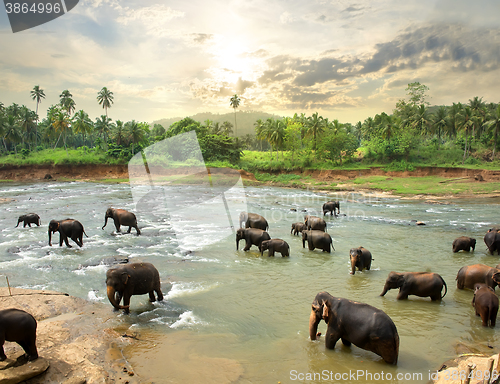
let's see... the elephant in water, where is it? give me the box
[259,239,290,257]
[456,264,500,290]
[452,236,476,252]
[48,219,88,248]
[236,228,271,251]
[380,272,447,301]
[349,247,372,275]
[302,230,333,253]
[15,213,40,228]
[102,208,140,235]
[322,201,340,216]
[309,291,399,364]
[473,283,499,327]
[304,215,327,232]
[239,212,269,231]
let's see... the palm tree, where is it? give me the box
[18,106,37,150]
[431,106,448,144]
[306,112,324,154]
[468,96,485,138]
[267,118,286,160]
[126,120,145,155]
[97,87,114,117]
[221,121,233,136]
[111,120,127,146]
[485,105,500,160]
[3,115,21,153]
[412,105,430,135]
[51,110,72,153]
[30,85,45,148]
[72,110,93,147]
[457,105,474,163]
[94,115,112,148]
[59,90,76,116]
[229,94,241,137]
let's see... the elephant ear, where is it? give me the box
[396,274,405,287]
[121,272,129,285]
[322,302,329,320]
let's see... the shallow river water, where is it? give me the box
[1,180,500,383]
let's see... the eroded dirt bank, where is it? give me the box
[1,164,499,182]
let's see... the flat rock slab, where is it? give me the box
[0,357,49,384]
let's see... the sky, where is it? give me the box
[1,0,500,125]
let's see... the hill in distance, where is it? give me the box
[151,111,282,137]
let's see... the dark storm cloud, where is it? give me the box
[262,23,500,90]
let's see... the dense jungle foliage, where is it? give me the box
[1,83,500,171]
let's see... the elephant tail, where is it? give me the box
[440,277,448,299]
[83,229,89,238]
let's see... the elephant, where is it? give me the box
[322,201,340,216]
[236,228,271,251]
[48,219,88,248]
[102,208,140,235]
[472,283,499,327]
[349,247,372,275]
[105,262,163,314]
[15,213,40,228]
[484,229,500,255]
[259,239,290,257]
[380,272,447,300]
[304,215,327,232]
[452,236,476,252]
[456,264,500,290]
[291,222,307,236]
[239,212,269,231]
[309,291,399,364]
[302,230,334,253]
[0,308,38,361]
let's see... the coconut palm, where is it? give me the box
[59,90,76,116]
[431,106,448,144]
[306,112,324,154]
[126,120,146,155]
[72,110,93,147]
[485,105,500,160]
[30,85,45,148]
[97,87,114,117]
[457,105,474,162]
[51,110,72,153]
[2,114,21,153]
[111,120,127,146]
[229,94,240,137]
[94,115,112,148]
[18,106,37,150]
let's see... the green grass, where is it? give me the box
[0,148,123,166]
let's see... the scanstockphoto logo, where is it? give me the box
[128,131,248,251]
[3,0,79,33]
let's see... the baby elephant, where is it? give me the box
[102,208,140,235]
[259,239,290,257]
[290,222,307,236]
[380,272,447,301]
[473,283,499,327]
[349,247,372,275]
[0,308,38,361]
[452,236,476,252]
[15,213,40,228]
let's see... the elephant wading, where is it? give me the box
[236,228,271,251]
[349,247,372,275]
[106,262,163,313]
[452,236,476,252]
[48,219,88,248]
[291,222,307,236]
[484,229,500,255]
[304,215,327,232]
[102,208,140,235]
[380,272,447,301]
[239,212,269,231]
[322,201,340,216]
[302,230,333,253]
[472,283,499,327]
[0,308,38,361]
[456,264,500,290]
[15,213,40,228]
[259,239,290,257]
[309,291,399,364]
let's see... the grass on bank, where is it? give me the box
[0,148,122,166]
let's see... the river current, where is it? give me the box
[1,180,500,383]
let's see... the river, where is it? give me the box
[1,180,499,383]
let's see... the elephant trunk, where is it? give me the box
[48,229,52,246]
[309,310,321,340]
[106,286,128,310]
[350,258,356,275]
[102,215,109,230]
[380,283,390,296]
[15,219,21,228]
[236,239,239,250]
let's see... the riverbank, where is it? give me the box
[0,287,140,384]
[1,164,500,198]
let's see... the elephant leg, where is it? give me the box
[62,235,72,248]
[134,226,141,235]
[396,290,409,300]
[324,328,341,350]
[0,344,6,361]
[72,235,83,247]
[341,337,351,346]
[127,226,132,233]
[430,293,441,301]
[491,310,497,327]
[122,295,131,313]
[269,248,275,257]
[149,291,156,302]
[27,223,32,227]
[243,240,251,251]
[156,288,163,301]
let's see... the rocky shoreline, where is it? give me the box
[0,287,140,384]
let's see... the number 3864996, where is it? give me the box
[5,2,62,14]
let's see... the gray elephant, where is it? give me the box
[236,228,271,251]
[302,230,333,253]
[105,262,163,314]
[102,208,140,235]
[309,291,399,364]
[0,308,38,361]
[380,272,447,301]
[48,219,88,248]
[452,236,476,252]
[239,212,269,231]
[304,215,327,232]
[484,229,500,255]
[15,213,40,228]
[456,264,500,290]
[259,239,290,257]
[291,222,307,236]
[322,201,340,216]
[473,283,499,327]
[349,247,372,275]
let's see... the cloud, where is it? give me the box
[191,33,214,45]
